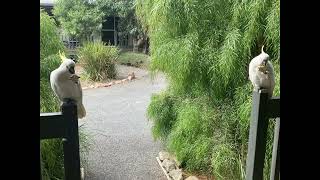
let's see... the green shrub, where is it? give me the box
[40,139,64,180]
[40,9,65,60]
[117,51,150,68]
[167,98,215,172]
[40,54,61,114]
[78,41,119,81]
[147,91,178,140]
[211,143,243,180]
[138,0,280,179]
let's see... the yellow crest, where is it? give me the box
[58,50,67,63]
[261,45,265,53]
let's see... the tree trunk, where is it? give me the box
[144,37,149,54]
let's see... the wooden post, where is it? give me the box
[61,100,81,180]
[40,152,42,180]
[246,90,270,180]
[270,118,280,180]
[40,99,82,180]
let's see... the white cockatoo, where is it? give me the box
[249,46,275,98]
[50,52,86,119]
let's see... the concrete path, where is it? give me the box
[80,68,167,180]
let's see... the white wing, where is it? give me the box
[248,59,260,89]
[50,69,64,102]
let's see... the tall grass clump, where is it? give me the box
[40,10,65,61]
[137,0,280,179]
[40,9,90,180]
[40,9,64,112]
[78,41,119,81]
[147,91,178,140]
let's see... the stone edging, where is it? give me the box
[82,72,136,90]
[156,157,172,180]
[156,151,203,180]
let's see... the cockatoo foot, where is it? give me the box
[63,98,75,104]
[69,74,80,84]
[258,88,269,94]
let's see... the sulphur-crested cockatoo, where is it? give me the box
[249,46,275,98]
[50,52,86,119]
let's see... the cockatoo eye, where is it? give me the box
[69,66,75,74]
[262,59,268,66]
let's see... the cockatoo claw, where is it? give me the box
[63,98,75,104]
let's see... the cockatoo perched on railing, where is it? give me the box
[50,51,86,119]
[249,46,275,98]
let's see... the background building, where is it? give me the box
[40,0,134,49]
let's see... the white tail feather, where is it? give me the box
[77,103,86,119]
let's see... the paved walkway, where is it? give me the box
[80,68,167,180]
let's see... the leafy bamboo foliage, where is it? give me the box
[137,0,280,179]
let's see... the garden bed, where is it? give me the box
[156,151,214,180]
[117,51,150,69]
[76,64,148,90]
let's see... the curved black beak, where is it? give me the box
[69,67,75,74]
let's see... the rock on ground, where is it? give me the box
[185,176,200,180]
[169,169,183,180]
[159,151,170,161]
[162,159,176,172]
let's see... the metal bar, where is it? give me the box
[270,118,280,180]
[40,112,66,139]
[41,112,62,116]
[246,90,270,180]
[62,101,81,180]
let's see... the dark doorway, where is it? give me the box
[102,31,115,45]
